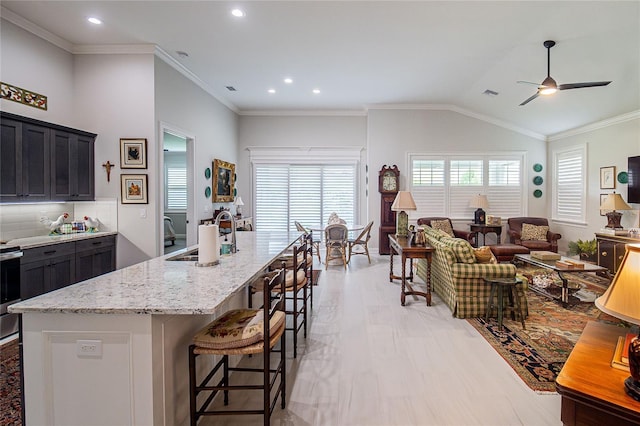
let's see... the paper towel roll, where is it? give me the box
[198,224,219,265]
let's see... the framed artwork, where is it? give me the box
[213,159,235,202]
[121,174,148,204]
[600,194,608,216]
[120,138,147,169]
[600,166,616,189]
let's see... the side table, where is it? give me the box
[469,223,502,247]
[556,321,640,426]
[388,234,434,306]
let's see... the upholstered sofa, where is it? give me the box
[415,226,528,319]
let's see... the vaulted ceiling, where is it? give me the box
[3,1,639,137]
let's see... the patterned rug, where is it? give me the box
[468,270,623,393]
[1,338,21,425]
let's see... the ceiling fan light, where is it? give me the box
[539,87,557,95]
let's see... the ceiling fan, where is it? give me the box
[518,40,611,106]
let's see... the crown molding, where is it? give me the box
[239,109,366,117]
[72,44,156,55]
[366,103,546,141]
[1,6,73,52]
[547,110,640,141]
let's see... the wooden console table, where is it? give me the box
[388,234,434,306]
[556,321,640,426]
[595,232,640,275]
[469,223,502,247]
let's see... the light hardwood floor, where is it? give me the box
[200,254,562,425]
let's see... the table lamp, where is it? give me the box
[469,194,489,225]
[600,192,632,229]
[595,243,640,401]
[233,196,244,217]
[391,191,416,238]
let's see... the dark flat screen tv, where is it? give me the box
[629,155,640,204]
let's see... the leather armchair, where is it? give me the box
[507,217,562,252]
[417,217,476,246]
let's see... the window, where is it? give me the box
[164,152,187,211]
[553,145,586,223]
[409,153,524,219]
[254,163,357,231]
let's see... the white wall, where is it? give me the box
[154,58,239,231]
[367,108,547,248]
[0,19,74,123]
[548,116,640,253]
[74,53,156,267]
[238,114,368,222]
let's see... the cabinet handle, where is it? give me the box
[92,242,102,246]
[601,251,608,257]
[43,250,56,255]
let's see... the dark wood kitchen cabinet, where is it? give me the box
[51,130,95,201]
[0,112,96,203]
[75,235,116,282]
[0,117,51,202]
[20,242,76,299]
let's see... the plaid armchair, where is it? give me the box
[415,226,528,319]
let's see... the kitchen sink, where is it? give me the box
[166,248,198,261]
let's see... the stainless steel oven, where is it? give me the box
[1,246,22,339]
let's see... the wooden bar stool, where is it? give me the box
[188,267,286,426]
[484,277,526,331]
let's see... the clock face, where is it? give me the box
[382,172,397,191]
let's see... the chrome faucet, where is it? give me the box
[214,210,237,253]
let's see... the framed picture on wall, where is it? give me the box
[120,138,147,169]
[121,174,148,204]
[213,159,235,203]
[600,166,616,189]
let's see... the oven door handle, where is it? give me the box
[0,251,23,261]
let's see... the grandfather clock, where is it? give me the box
[378,165,399,255]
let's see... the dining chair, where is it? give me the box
[294,221,322,262]
[347,220,374,264]
[188,266,286,426]
[324,223,348,270]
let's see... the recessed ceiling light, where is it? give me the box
[312,89,321,94]
[87,17,102,25]
[231,9,245,18]
[267,89,276,94]
[284,78,293,84]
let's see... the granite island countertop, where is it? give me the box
[5,231,118,249]
[9,231,302,315]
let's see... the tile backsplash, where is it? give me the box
[0,199,118,242]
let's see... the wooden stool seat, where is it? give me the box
[484,277,526,331]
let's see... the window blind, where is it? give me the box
[164,152,187,211]
[553,146,586,223]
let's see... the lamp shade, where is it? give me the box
[600,192,632,211]
[469,194,489,209]
[233,196,244,206]
[595,244,640,325]
[391,191,417,211]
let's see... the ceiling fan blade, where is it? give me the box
[517,80,543,87]
[519,92,540,106]
[558,81,612,90]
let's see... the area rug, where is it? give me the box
[468,270,623,393]
[1,338,21,425]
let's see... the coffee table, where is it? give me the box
[514,254,608,307]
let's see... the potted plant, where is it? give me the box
[567,238,597,263]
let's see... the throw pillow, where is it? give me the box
[521,223,549,241]
[431,219,454,237]
[473,246,498,264]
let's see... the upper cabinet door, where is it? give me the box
[51,130,95,201]
[0,118,50,202]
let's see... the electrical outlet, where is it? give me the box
[76,340,102,358]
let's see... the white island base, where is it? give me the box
[13,231,302,425]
